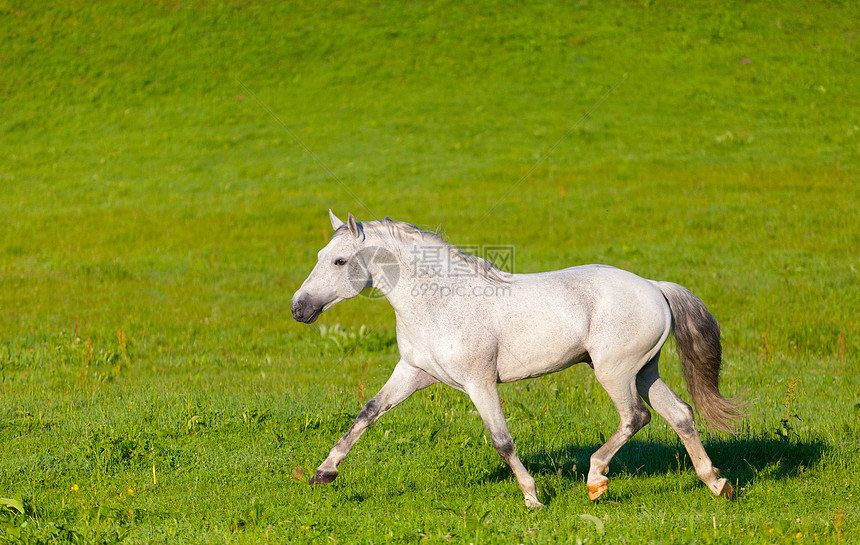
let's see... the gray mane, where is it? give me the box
[338,218,510,284]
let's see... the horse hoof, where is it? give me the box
[715,478,733,500]
[588,480,609,501]
[525,497,543,509]
[310,470,338,485]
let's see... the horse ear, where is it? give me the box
[329,209,344,231]
[347,212,360,238]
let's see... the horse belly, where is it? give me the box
[494,323,590,383]
[490,273,599,383]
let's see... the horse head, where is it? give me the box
[291,211,370,323]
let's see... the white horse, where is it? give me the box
[291,211,743,507]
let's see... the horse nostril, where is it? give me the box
[291,300,304,320]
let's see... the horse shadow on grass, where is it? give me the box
[481,435,829,505]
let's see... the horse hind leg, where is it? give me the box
[587,368,652,500]
[635,356,733,499]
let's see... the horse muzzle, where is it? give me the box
[291,295,322,324]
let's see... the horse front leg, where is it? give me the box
[311,360,437,484]
[467,383,542,508]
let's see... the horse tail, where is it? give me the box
[658,282,744,434]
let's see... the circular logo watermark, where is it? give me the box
[349,246,400,299]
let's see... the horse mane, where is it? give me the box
[338,217,510,284]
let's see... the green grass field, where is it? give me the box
[1,1,858,543]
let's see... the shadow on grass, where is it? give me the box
[482,435,830,505]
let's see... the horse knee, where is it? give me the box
[491,436,516,460]
[356,398,379,420]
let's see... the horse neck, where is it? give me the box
[366,231,464,313]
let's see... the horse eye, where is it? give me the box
[334,258,347,266]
